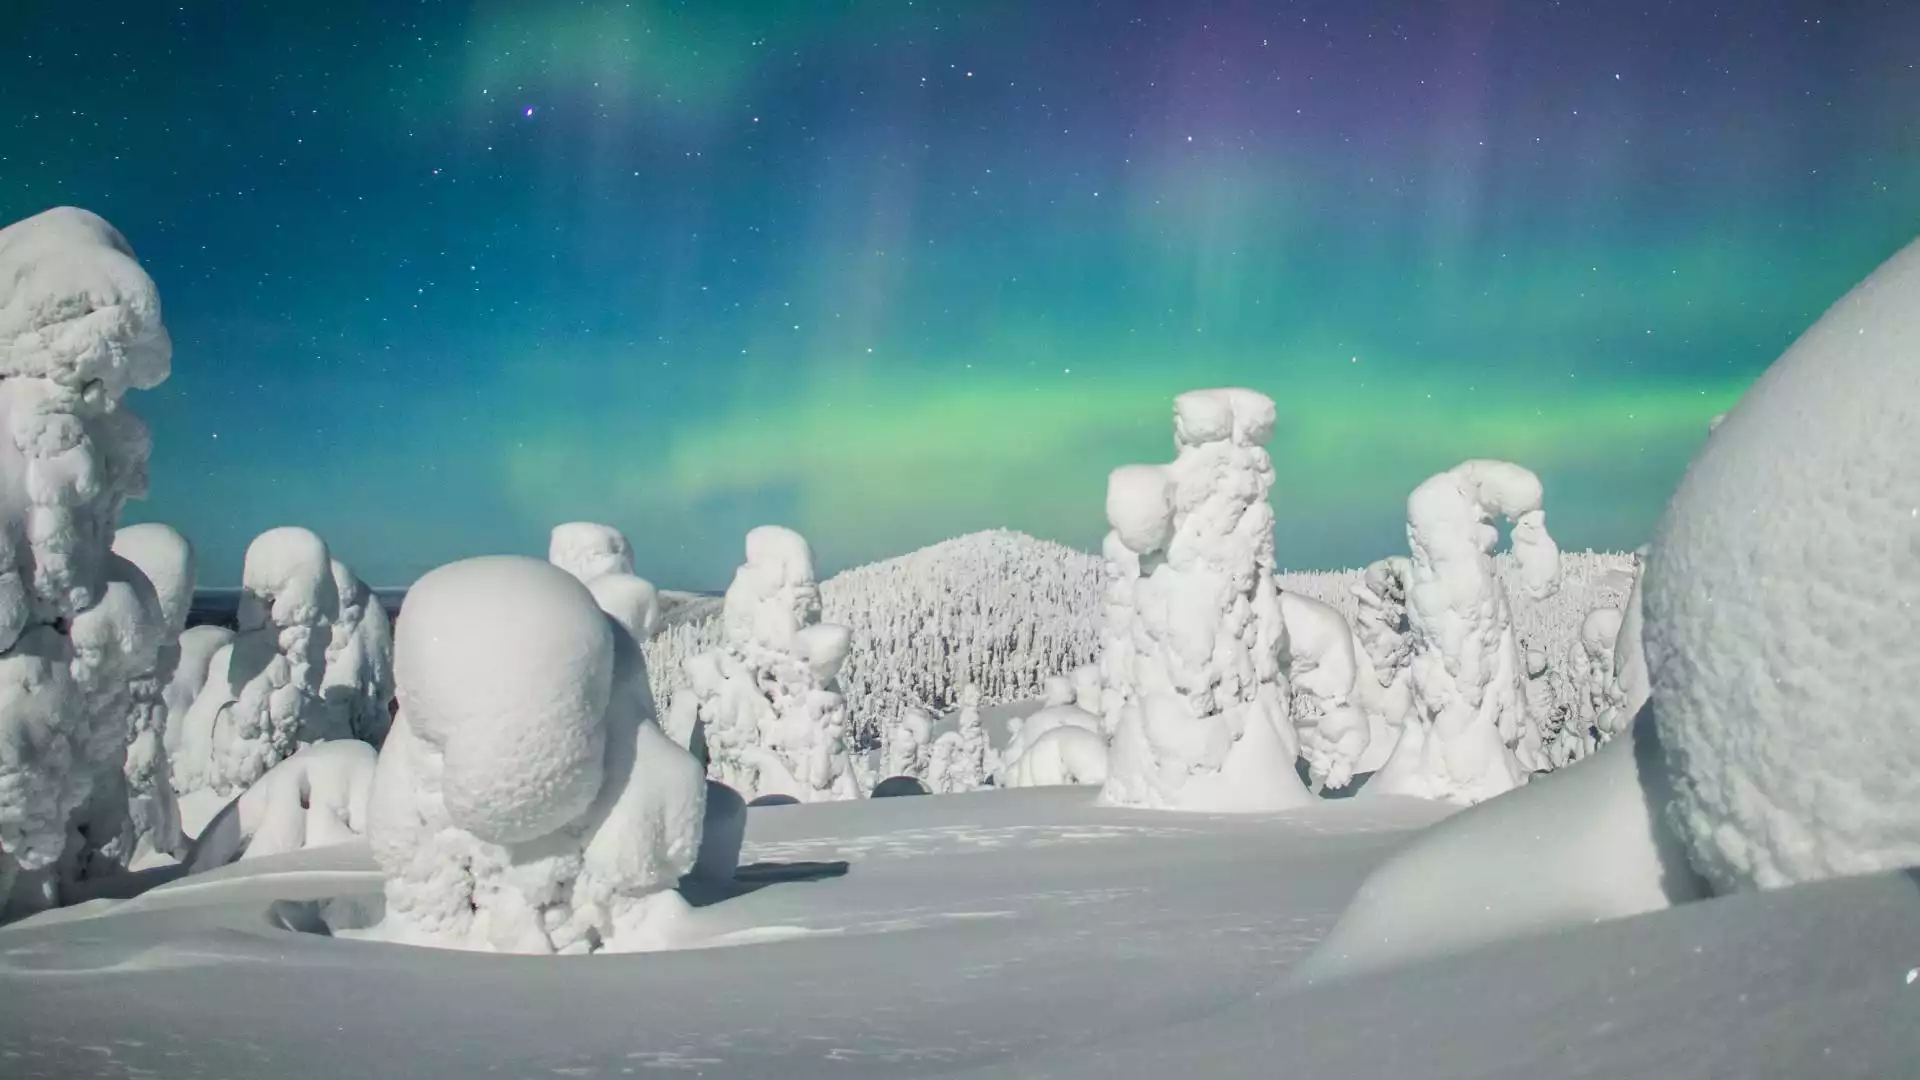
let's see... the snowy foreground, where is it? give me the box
[3,786,1916,1079]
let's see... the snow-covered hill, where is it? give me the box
[646,532,1636,750]
[647,530,1103,747]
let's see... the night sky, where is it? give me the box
[4,2,1917,587]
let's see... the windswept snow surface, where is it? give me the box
[1,787,1915,1078]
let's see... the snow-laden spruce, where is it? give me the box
[1280,592,1373,792]
[925,684,992,794]
[211,527,342,793]
[319,558,394,746]
[103,523,196,867]
[1098,389,1313,812]
[879,706,934,782]
[548,521,635,585]
[1347,557,1413,774]
[668,527,860,803]
[1367,460,1561,805]
[367,557,706,954]
[0,207,170,913]
[1645,231,1920,893]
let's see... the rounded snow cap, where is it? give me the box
[549,521,635,584]
[743,525,816,585]
[0,206,171,395]
[1172,387,1276,448]
[111,522,194,635]
[1646,232,1920,893]
[586,572,662,642]
[239,526,336,630]
[1106,464,1174,555]
[395,556,613,845]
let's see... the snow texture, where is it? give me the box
[676,528,861,804]
[548,521,635,585]
[1645,232,1920,893]
[368,556,704,954]
[184,739,378,874]
[1368,460,1561,805]
[12,780,1911,1080]
[880,707,934,781]
[318,557,394,745]
[209,526,341,795]
[1098,388,1314,812]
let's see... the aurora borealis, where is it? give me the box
[4,2,1918,587]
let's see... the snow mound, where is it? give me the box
[1002,725,1110,787]
[1646,232,1920,892]
[549,521,634,585]
[1297,707,1705,982]
[184,739,378,873]
[1099,388,1314,812]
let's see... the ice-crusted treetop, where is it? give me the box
[1407,460,1561,601]
[1172,387,1277,450]
[1646,231,1920,893]
[396,556,612,846]
[587,572,663,643]
[722,525,822,651]
[0,207,170,395]
[238,526,337,631]
[112,523,194,636]
[549,522,635,585]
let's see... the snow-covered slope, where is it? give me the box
[0,787,1913,1078]
[648,530,1103,746]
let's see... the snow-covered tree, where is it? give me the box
[923,684,990,794]
[674,527,860,803]
[63,555,167,879]
[0,207,171,913]
[210,527,342,794]
[548,521,635,585]
[1552,605,1622,766]
[1645,232,1920,893]
[1280,591,1372,793]
[100,523,195,868]
[1368,460,1561,805]
[881,706,934,780]
[1347,557,1413,775]
[367,556,705,954]
[1098,388,1313,812]
[319,558,394,746]
[1608,546,1650,735]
